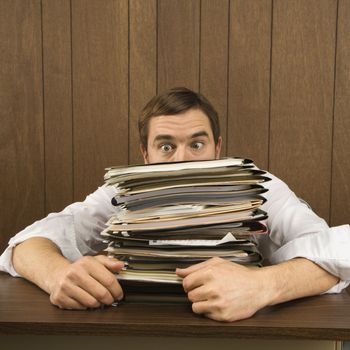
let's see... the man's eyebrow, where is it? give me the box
[153,134,175,143]
[152,131,210,144]
[191,131,210,139]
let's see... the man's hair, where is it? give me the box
[138,87,220,149]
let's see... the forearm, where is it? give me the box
[262,258,339,306]
[12,237,70,294]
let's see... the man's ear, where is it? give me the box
[215,136,222,159]
[140,144,149,164]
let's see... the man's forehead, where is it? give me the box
[148,111,212,138]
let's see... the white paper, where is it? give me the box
[149,232,237,247]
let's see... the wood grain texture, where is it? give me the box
[0,336,340,350]
[1,1,349,259]
[72,0,129,201]
[1,273,350,340]
[227,0,271,169]
[158,0,200,92]
[42,0,73,214]
[331,0,350,226]
[0,0,44,252]
[129,0,157,165]
[269,0,337,221]
[200,0,229,156]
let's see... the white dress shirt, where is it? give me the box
[1,172,349,293]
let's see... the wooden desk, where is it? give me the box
[0,273,349,350]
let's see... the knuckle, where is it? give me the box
[96,289,110,302]
[64,268,78,281]
[104,275,116,288]
[209,286,220,299]
[182,278,189,291]
[54,279,70,294]
[217,302,232,321]
[116,290,124,301]
[217,302,226,313]
[95,255,107,263]
[50,293,64,308]
[49,293,58,305]
[78,256,93,268]
[206,267,215,280]
[105,295,115,304]
[192,302,200,314]
[210,300,221,312]
[212,257,225,266]
[187,290,195,302]
[86,298,100,309]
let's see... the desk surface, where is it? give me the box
[1,273,350,341]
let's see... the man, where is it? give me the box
[1,87,349,322]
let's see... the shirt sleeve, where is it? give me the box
[0,185,118,277]
[260,173,350,294]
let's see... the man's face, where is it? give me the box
[141,108,222,164]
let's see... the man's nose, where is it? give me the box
[172,146,190,162]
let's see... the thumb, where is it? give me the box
[95,255,125,272]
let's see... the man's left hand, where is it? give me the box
[176,257,271,322]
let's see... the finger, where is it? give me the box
[93,271,124,302]
[95,255,125,272]
[76,274,116,305]
[176,257,223,277]
[176,260,211,277]
[53,296,87,310]
[80,261,124,302]
[182,268,212,292]
[187,285,208,303]
[191,300,211,315]
[50,285,100,310]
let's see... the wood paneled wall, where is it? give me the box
[1,0,349,253]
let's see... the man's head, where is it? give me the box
[138,87,222,164]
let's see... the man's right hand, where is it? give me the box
[48,255,125,309]
[12,237,124,310]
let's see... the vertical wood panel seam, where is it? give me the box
[267,0,274,172]
[198,0,201,92]
[128,0,130,165]
[40,0,47,215]
[225,0,230,156]
[330,0,340,225]
[70,0,74,202]
[156,0,159,94]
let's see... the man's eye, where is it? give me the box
[191,142,204,150]
[160,144,174,153]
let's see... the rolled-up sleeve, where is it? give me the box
[259,173,350,294]
[0,185,117,277]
